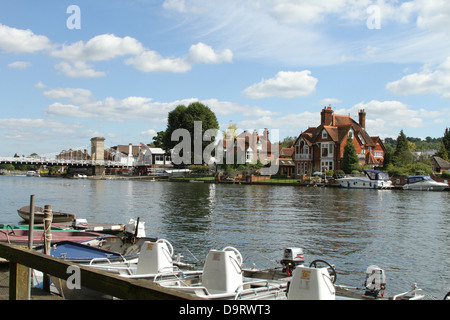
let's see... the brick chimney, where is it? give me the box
[321,106,333,126]
[359,109,366,129]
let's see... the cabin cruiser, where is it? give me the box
[402,175,448,191]
[337,170,392,189]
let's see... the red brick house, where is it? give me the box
[293,107,386,176]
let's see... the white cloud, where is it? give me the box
[125,50,192,73]
[0,24,52,53]
[319,98,343,106]
[43,88,93,104]
[7,61,31,69]
[202,98,279,117]
[126,42,232,73]
[187,42,233,64]
[386,57,450,99]
[342,100,426,129]
[45,96,197,121]
[34,81,47,89]
[243,71,318,99]
[51,34,144,62]
[55,61,106,78]
[140,129,157,137]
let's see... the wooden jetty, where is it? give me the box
[0,242,202,300]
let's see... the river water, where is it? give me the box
[1,175,449,300]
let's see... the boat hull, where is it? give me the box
[337,178,392,189]
[17,206,76,223]
[0,229,106,246]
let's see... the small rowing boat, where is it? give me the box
[17,205,76,223]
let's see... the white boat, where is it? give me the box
[243,247,425,300]
[337,169,392,189]
[26,170,40,177]
[402,175,448,191]
[154,246,288,300]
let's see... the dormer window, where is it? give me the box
[322,130,328,139]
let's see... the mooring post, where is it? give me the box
[26,194,35,300]
[43,205,53,292]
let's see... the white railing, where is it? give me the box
[294,154,312,161]
[0,157,124,167]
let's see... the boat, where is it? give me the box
[336,169,392,189]
[26,170,40,177]
[0,228,107,246]
[44,239,198,299]
[17,205,76,223]
[153,246,288,300]
[242,247,425,300]
[402,175,448,191]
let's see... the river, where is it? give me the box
[1,175,449,300]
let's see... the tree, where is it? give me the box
[443,128,450,152]
[159,102,219,166]
[151,131,166,148]
[341,137,359,174]
[392,130,413,166]
[436,141,449,161]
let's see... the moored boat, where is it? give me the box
[17,205,76,223]
[402,175,448,191]
[0,228,106,246]
[337,169,392,189]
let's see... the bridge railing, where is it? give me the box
[0,157,124,167]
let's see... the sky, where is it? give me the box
[1,0,450,157]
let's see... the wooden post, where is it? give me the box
[43,205,52,292]
[9,262,30,300]
[26,194,35,300]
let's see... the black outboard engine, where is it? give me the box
[364,265,386,298]
[280,248,305,276]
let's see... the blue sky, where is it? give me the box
[1,0,449,157]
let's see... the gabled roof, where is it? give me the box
[433,156,450,169]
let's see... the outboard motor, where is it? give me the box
[280,248,305,276]
[364,265,386,297]
[125,218,146,237]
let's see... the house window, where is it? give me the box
[360,148,365,155]
[321,143,333,157]
[321,161,333,172]
[374,152,383,158]
[322,130,327,139]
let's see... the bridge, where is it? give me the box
[0,157,124,168]
[0,137,143,176]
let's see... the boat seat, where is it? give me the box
[287,266,336,300]
[202,249,243,294]
[136,240,173,275]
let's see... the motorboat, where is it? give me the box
[243,247,425,300]
[26,170,40,177]
[153,246,288,300]
[45,238,198,299]
[17,205,76,223]
[402,175,448,191]
[336,170,392,189]
[0,227,106,246]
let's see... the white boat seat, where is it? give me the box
[136,240,173,275]
[202,249,243,294]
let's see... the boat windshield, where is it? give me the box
[365,170,389,180]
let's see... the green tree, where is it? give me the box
[160,102,219,166]
[151,131,166,148]
[442,128,450,152]
[436,141,449,161]
[341,137,359,174]
[392,130,413,166]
